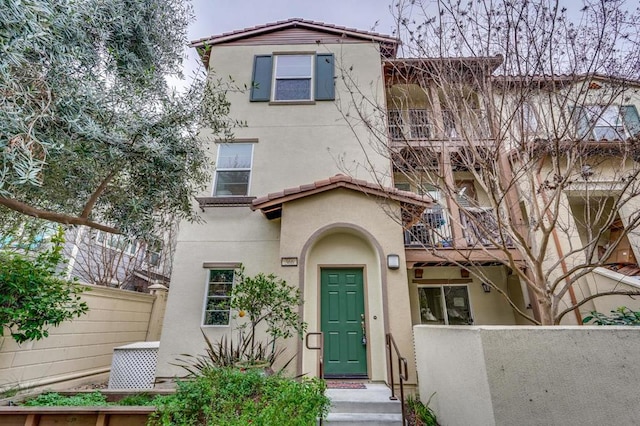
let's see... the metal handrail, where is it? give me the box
[386,333,408,425]
[305,332,325,426]
[305,332,324,379]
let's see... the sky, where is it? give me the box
[174,0,398,85]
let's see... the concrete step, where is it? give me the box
[323,384,403,425]
[324,412,403,425]
[329,399,401,414]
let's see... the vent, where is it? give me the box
[108,341,159,389]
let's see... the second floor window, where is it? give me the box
[214,143,253,196]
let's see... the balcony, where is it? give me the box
[404,206,453,248]
[388,109,492,145]
[404,206,512,249]
[460,207,512,247]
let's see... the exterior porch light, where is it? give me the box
[387,254,400,270]
[481,282,491,293]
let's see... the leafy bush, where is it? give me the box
[0,229,88,343]
[583,307,640,325]
[23,391,108,407]
[150,367,330,426]
[406,393,439,426]
[117,393,156,406]
[231,270,307,362]
[22,391,156,407]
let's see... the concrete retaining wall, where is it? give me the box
[414,325,640,426]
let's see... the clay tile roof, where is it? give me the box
[190,17,399,48]
[251,174,432,219]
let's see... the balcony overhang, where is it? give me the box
[405,246,524,268]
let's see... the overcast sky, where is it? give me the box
[173,0,397,85]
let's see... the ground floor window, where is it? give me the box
[418,285,473,325]
[203,269,235,326]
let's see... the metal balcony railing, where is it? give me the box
[404,206,453,248]
[460,207,512,247]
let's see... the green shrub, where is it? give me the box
[0,228,88,343]
[583,307,640,325]
[150,367,329,426]
[23,391,108,407]
[117,393,156,406]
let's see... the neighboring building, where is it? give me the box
[156,18,640,385]
[63,227,172,292]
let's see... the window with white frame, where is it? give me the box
[95,230,137,256]
[576,105,640,140]
[520,102,539,133]
[203,269,235,326]
[250,53,334,102]
[418,285,473,325]
[213,143,253,196]
[273,55,313,101]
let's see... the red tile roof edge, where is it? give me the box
[190,17,399,47]
[251,174,432,210]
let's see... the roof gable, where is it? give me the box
[251,174,432,220]
[191,18,398,61]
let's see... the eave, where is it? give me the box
[251,174,432,220]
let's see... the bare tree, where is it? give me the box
[64,221,178,291]
[337,0,640,324]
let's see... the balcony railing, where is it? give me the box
[388,109,491,141]
[460,207,512,247]
[404,206,453,248]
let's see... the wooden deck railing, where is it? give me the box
[386,333,408,425]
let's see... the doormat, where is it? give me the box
[326,382,367,389]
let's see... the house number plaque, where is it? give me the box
[281,257,298,267]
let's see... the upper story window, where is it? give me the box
[576,105,640,140]
[274,55,313,101]
[214,143,253,196]
[95,230,137,256]
[250,53,335,102]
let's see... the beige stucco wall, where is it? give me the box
[414,325,640,426]
[155,208,281,378]
[585,268,640,316]
[0,284,161,393]
[157,39,403,379]
[205,41,391,194]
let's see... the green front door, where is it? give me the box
[321,268,367,378]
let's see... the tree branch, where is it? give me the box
[556,290,640,324]
[80,169,119,219]
[0,197,119,233]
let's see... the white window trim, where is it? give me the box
[417,284,475,325]
[213,143,254,197]
[95,230,137,256]
[584,105,628,139]
[271,54,315,102]
[201,268,236,327]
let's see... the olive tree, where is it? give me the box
[1,0,236,238]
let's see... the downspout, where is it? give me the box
[535,157,582,324]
